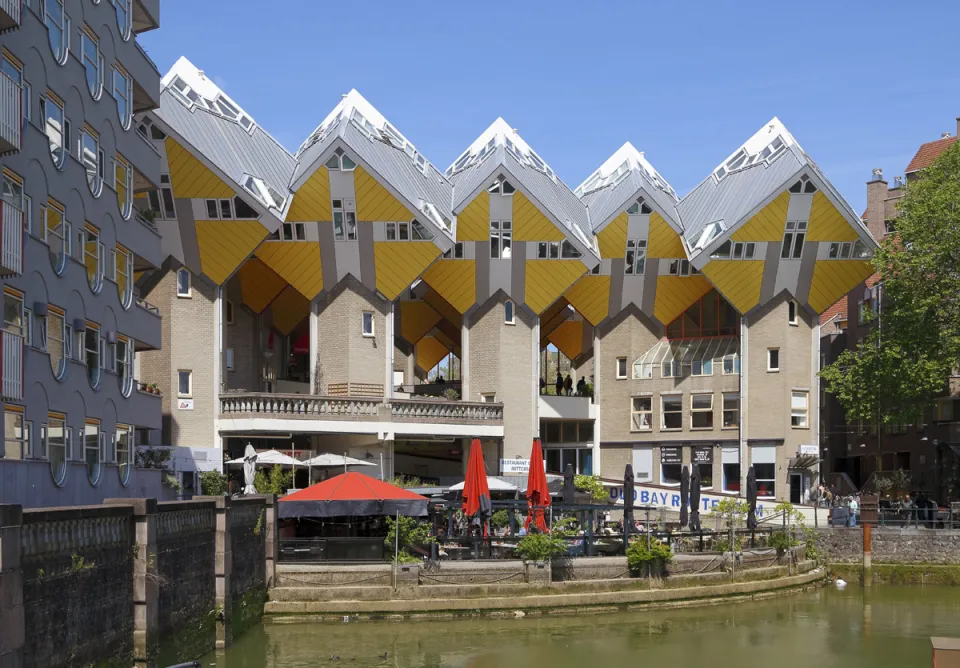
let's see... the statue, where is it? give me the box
[242,443,258,495]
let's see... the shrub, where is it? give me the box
[551,516,579,537]
[255,465,293,495]
[626,539,673,575]
[515,533,568,562]
[490,509,515,530]
[385,515,435,563]
[574,474,607,501]
[389,475,422,489]
[442,388,461,401]
[199,470,228,496]
[768,530,799,554]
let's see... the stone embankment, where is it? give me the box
[815,527,960,585]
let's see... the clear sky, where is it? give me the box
[140,0,960,215]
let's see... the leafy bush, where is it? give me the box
[389,475,422,489]
[162,473,181,492]
[490,509,515,530]
[626,539,673,575]
[551,516,579,537]
[768,531,799,553]
[385,515,435,563]
[255,465,293,495]
[136,447,172,470]
[515,533,568,562]
[714,536,743,552]
[200,470,229,496]
[574,474,607,501]
[442,388,461,401]
[708,497,749,529]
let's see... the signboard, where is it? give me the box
[693,445,713,464]
[177,399,194,411]
[660,446,681,465]
[608,483,775,519]
[799,444,818,456]
[501,458,530,474]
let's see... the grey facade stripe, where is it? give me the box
[319,222,339,292]
[642,266,658,315]
[608,265,624,316]
[358,222,377,293]
[511,242,526,305]
[794,240,819,305]
[175,198,202,276]
[759,240,781,305]
[475,243,491,305]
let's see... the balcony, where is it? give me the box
[0,0,20,33]
[218,392,504,438]
[0,69,20,154]
[0,200,22,276]
[1,330,23,401]
[132,0,160,34]
[539,393,597,420]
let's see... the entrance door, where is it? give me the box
[789,473,802,504]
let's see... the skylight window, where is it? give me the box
[694,221,726,251]
[713,135,788,182]
[297,111,342,157]
[789,175,818,194]
[420,201,451,232]
[242,174,285,210]
[626,198,653,215]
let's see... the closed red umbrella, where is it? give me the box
[462,439,492,536]
[525,439,550,533]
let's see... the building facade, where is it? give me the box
[0,0,168,507]
[820,119,960,502]
[133,57,877,503]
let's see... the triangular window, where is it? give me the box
[789,175,818,194]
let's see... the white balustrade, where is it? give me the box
[0,200,23,276]
[2,329,23,401]
[0,70,21,152]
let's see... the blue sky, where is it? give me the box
[140,0,960,214]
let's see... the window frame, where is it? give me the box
[767,348,780,373]
[44,0,70,64]
[45,414,68,486]
[788,300,798,326]
[616,357,627,380]
[177,370,193,398]
[722,392,740,429]
[114,155,132,219]
[631,396,652,432]
[111,0,132,40]
[690,393,714,430]
[361,311,375,337]
[84,419,101,486]
[791,391,809,428]
[624,238,647,275]
[116,424,132,486]
[80,27,103,99]
[111,64,132,129]
[780,220,807,260]
[661,394,683,431]
[42,92,66,169]
[84,324,101,389]
[489,220,512,259]
[504,300,515,325]
[225,347,235,371]
[176,268,191,298]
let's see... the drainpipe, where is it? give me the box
[740,314,748,495]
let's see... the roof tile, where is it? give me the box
[905,136,957,173]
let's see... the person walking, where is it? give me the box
[555,372,563,396]
[848,496,859,528]
[576,376,586,396]
[564,374,573,396]
[540,377,546,395]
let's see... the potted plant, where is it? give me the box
[626,538,673,578]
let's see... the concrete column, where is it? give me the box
[204,496,232,649]
[105,498,157,668]
[263,495,278,589]
[0,504,24,668]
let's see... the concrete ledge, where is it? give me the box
[265,562,822,617]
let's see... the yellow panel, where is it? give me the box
[456,192,489,241]
[194,220,268,285]
[417,336,450,374]
[164,138,234,199]
[597,213,627,259]
[255,242,324,300]
[238,257,287,314]
[355,166,414,221]
[513,191,564,242]
[287,167,332,222]
[654,275,713,324]
[270,286,310,336]
[548,320,583,360]
[807,260,874,314]
[374,241,440,301]
[564,275,610,326]
[646,212,685,258]
[420,261,476,314]
[399,301,442,345]
[524,260,586,314]
[807,191,860,242]
[701,260,765,314]
[731,191,789,242]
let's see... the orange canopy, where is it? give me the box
[525,438,550,533]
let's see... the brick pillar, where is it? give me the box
[202,496,232,649]
[105,498,157,668]
[263,495,278,589]
[0,505,24,668]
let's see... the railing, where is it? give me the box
[133,208,158,233]
[391,397,503,423]
[0,69,21,152]
[327,382,383,398]
[1,329,23,401]
[219,392,381,418]
[0,0,21,30]
[0,200,23,276]
[135,296,160,316]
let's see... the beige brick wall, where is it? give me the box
[138,268,174,436]
[745,294,817,500]
[314,277,388,394]
[223,276,258,392]
[465,295,535,456]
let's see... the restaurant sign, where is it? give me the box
[501,458,530,474]
[608,483,776,518]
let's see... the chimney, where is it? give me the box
[956,117,960,138]
[894,176,903,188]
[864,168,888,242]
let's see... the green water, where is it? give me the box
[200,586,960,667]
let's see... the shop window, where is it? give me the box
[660,446,682,485]
[722,448,740,493]
[693,446,713,489]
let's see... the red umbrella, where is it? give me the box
[525,439,550,533]
[462,439,492,536]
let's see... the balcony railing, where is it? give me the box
[135,296,161,316]
[0,0,20,33]
[391,398,503,424]
[0,69,21,153]
[134,208,158,233]
[1,330,23,401]
[0,200,23,276]
[327,382,384,398]
[220,393,382,418]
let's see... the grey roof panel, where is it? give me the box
[291,117,345,187]
[156,91,296,197]
[450,147,504,212]
[502,151,591,239]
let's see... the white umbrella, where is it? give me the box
[449,477,518,492]
[303,453,376,468]
[226,449,306,467]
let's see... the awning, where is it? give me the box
[278,472,428,518]
[788,454,819,470]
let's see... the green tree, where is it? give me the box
[254,465,293,495]
[384,515,434,563]
[574,474,608,501]
[820,142,960,423]
[199,470,229,496]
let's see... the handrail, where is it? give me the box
[0,0,21,27]
[0,69,22,151]
[133,208,159,233]
[390,397,503,422]
[135,296,160,316]
[0,200,23,276]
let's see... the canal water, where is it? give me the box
[200,586,960,667]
